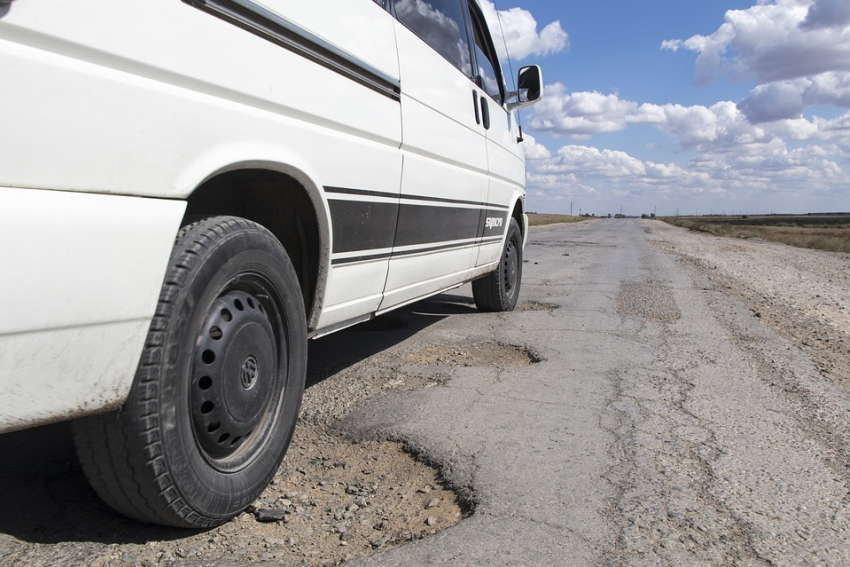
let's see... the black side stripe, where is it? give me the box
[328,200,397,253]
[332,237,503,266]
[328,193,509,265]
[183,0,401,101]
[325,186,510,210]
[328,200,505,253]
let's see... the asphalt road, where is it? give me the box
[3,219,849,566]
[338,219,850,566]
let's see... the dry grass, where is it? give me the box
[527,213,587,226]
[662,217,850,254]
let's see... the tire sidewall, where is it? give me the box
[138,224,306,523]
[500,219,523,310]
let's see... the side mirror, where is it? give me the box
[508,65,543,110]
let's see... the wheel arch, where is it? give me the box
[182,162,330,332]
[509,191,527,247]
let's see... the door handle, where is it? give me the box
[480,96,490,130]
[472,90,481,126]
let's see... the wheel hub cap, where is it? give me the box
[191,290,277,459]
[504,240,518,294]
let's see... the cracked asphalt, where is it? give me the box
[4,219,848,567]
[336,218,850,566]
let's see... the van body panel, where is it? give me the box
[0,187,186,432]
[0,0,402,197]
[0,0,537,436]
[379,15,490,311]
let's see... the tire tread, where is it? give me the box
[472,218,523,312]
[73,215,300,528]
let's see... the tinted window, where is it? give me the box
[394,0,472,77]
[469,3,503,103]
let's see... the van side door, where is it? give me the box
[379,0,490,311]
[466,0,525,268]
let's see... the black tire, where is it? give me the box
[472,217,523,312]
[72,216,307,528]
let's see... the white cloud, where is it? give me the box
[661,1,850,126]
[480,1,569,61]
[500,1,850,213]
[529,79,850,153]
[663,0,850,85]
[527,83,662,136]
[528,86,772,150]
[800,0,850,31]
[654,101,773,149]
[533,145,709,184]
[525,135,849,212]
[737,80,808,123]
[536,146,647,178]
[520,133,551,160]
[524,84,850,211]
[525,144,721,212]
[737,72,850,122]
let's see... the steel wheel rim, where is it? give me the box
[189,273,289,472]
[503,235,519,298]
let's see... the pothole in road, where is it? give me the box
[9,312,543,566]
[5,350,469,567]
[405,342,542,367]
[517,300,559,312]
[616,280,681,322]
[107,424,467,567]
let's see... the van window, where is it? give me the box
[469,1,503,103]
[394,0,472,77]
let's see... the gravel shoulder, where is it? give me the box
[645,220,850,387]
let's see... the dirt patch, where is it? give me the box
[616,280,681,322]
[405,342,541,367]
[3,300,550,567]
[1,302,476,567]
[1,412,463,567]
[109,424,465,566]
[517,300,559,312]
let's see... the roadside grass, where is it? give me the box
[661,216,850,254]
[528,213,587,226]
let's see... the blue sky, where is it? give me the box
[485,0,850,216]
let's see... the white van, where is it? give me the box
[0,0,542,527]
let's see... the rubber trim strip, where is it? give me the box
[183,0,401,101]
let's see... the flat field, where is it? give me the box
[662,213,850,253]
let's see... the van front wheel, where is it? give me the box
[473,218,523,312]
[72,216,307,528]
